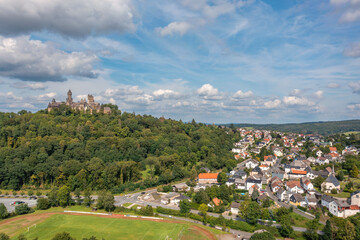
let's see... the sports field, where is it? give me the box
[0,212,216,240]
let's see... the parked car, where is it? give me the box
[11,201,25,205]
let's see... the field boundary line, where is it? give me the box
[63,210,111,216]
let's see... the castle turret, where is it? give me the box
[66,89,73,106]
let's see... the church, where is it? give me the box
[47,90,111,114]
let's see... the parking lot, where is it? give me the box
[0,198,37,212]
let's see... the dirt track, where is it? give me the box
[0,212,217,239]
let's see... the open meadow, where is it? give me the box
[0,212,216,240]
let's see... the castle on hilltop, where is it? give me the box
[48,90,111,114]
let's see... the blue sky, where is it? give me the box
[0,0,359,123]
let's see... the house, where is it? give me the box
[300,177,314,191]
[198,173,219,184]
[350,191,360,206]
[288,168,307,179]
[244,159,259,169]
[316,157,329,165]
[230,202,241,215]
[305,194,318,207]
[172,194,191,205]
[250,166,263,176]
[329,199,360,218]
[272,168,287,180]
[246,176,262,190]
[316,150,323,157]
[208,197,223,207]
[321,174,340,193]
[290,193,306,207]
[274,147,283,157]
[277,189,290,202]
[329,147,337,153]
[233,169,247,179]
[200,167,211,173]
[160,192,180,205]
[259,164,269,171]
[286,180,304,194]
[321,195,335,208]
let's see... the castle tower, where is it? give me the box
[88,94,95,103]
[66,89,73,106]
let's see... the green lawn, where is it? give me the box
[18,214,191,240]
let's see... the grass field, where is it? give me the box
[0,212,217,240]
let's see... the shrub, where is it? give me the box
[36,191,42,197]
[250,231,275,240]
[37,198,51,210]
[27,190,34,196]
[15,204,34,215]
[331,189,337,194]
[0,203,8,219]
[297,206,307,212]
[51,232,75,240]
[0,233,10,240]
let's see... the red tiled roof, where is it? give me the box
[291,168,307,175]
[286,180,301,188]
[329,147,337,152]
[212,197,223,206]
[198,173,219,179]
[350,205,360,210]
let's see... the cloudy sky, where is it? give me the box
[0,0,359,123]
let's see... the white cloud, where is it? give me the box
[12,82,47,90]
[343,42,360,57]
[0,36,98,82]
[290,89,302,96]
[104,86,143,97]
[263,99,281,109]
[347,103,360,111]
[39,92,56,99]
[156,22,191,36]
[349,81,360,94]
[0,91,22,100]
[8,103,36,109]
[0,0,136,37]
[203,2,236,19]
[196,84,222,100]
[327,83,340,88]
[283,96,314,106]
[152,89,180,99]
[233,90,253,98]
[330,0,360,23]
[314,90,323,98]
[109,98,116,105]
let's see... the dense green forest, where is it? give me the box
[227,119,360,135]
[0,106,238,192]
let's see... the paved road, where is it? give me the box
[0,198,37,212]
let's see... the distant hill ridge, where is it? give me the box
[225,119,360,136]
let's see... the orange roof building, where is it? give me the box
[212,197,223,206]
[198,173,219,184]
[290,168,307,175]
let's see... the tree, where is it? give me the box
[0,233,10,240]
[350,165,359,178]
[279,221,293,237]
[194,189,210,204]
[179,200,191,214]
[83,189,92,207]
[48,188,59,207]
[313,176,325,189]
[0,203,8,219]
[304,218,319,240]
[139,205,153,216]
[15,204,34,215]
[37,198,51,210]
[198,204,208,216]
[74,188,82,205]
[262,198,271,208]
[331,189,337,194]
[250,232,275,240]
[96,191,114,212]
[51,232,75,240]
[336,171,344,181]
[251,189,259,201]
[27,190,34,196]
[18,234,27,240]
[57,186,71,207]
[217,172,228,185]
[321,220,333,240]
[245,202,261,225]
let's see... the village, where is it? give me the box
[133,128,360,222]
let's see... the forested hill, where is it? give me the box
[227,119,360,136]
[0,107,238,192]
